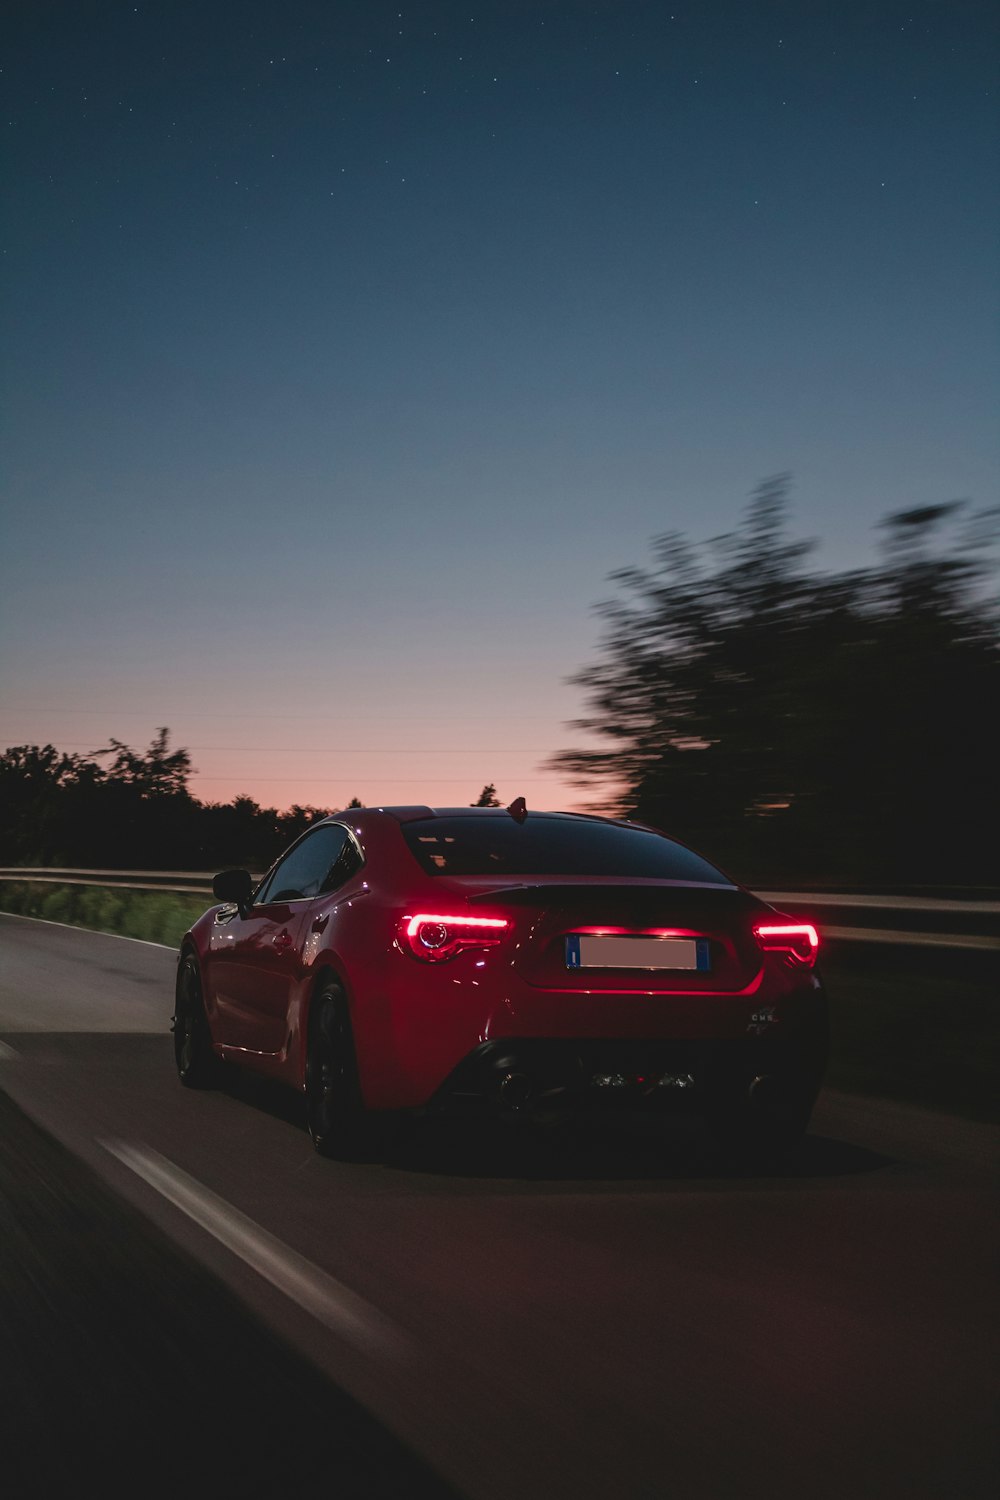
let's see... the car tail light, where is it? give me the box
[753,923,819,966]
[402,913,510,963]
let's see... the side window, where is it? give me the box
[256,825,351,905]
[320,834,363,894]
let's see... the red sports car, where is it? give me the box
[173,804,828,1160]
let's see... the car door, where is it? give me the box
[211,824,351,1054]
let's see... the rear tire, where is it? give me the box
[305,987,380,1161]
[173,954,224,1088]
[747,1072,818,1157]
[703,1075,815,1168]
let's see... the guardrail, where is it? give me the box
[0,867,997,951]
[755,891,999,953]
[0,866,223,896]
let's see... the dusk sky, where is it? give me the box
[2,1,997,816]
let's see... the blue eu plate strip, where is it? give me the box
[565,935,581,968]
[696,939,710,971]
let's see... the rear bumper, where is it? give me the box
[422,1032,828,1123]
[359,948,829,1111]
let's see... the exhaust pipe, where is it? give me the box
[499,1072,533,1110]
[748,1074,781,1111]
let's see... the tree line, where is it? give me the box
[3,479,996,883]
[0,727,505,873]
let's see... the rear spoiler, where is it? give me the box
[465,881,739,904]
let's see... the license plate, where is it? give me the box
[565,935,710,971]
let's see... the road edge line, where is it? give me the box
[100,1138,409,1362]
[0,910,174,949]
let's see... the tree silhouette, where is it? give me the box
[92,727,193,797]
[472,783,500,806]
[548,478,999,883]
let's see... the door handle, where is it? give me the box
[272,930,293,952]
[311,913,329,934]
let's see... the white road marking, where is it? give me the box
[0,1041,19,1060]
[100,1139,408,1360]
[0,910,174,948]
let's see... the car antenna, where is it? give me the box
[506,796,528,823]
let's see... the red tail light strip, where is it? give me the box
[405,914,509,936]
[403,913,510,962]
[753,923,819,965]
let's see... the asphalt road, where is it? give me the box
[1,912,998,1500]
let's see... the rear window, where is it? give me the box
[401,815,731,883]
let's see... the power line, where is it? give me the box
[0,708,573,721]
[188,776,568,784]
[0,741,568,755]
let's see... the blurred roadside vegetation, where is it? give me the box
[0,880,210,950]
[550,478,999,887]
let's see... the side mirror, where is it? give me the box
[212,869,254,914]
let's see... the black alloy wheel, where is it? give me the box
[173,954,223,1088]
[746,1072,818,1155]
[702,1076,815,1169]
[305,987,379,1161]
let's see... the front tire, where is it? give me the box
[305,987,380,1161]
[173,954,224,1088]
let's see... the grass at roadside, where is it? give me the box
[0,880,212,950]
[1,882,996,1122]
[822,942,999,1123]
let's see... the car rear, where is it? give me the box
[385,812,828,1140]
